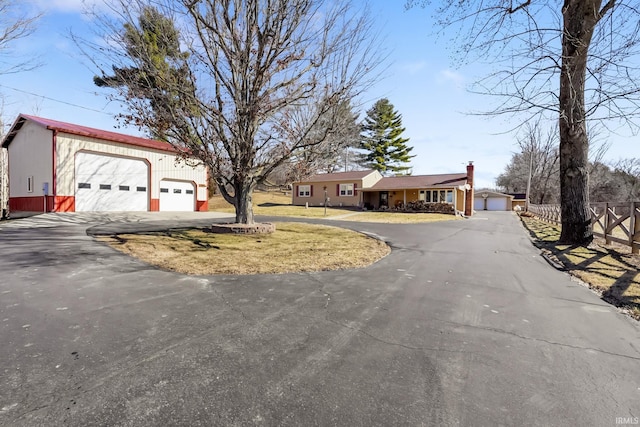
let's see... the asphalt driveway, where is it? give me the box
[0,211,638,426]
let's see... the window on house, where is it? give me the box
[100,184,111,190]
[439,190,446,203]
[339,183,354,196]
[160,188,169,193]
[186,189,194,195]
[174,189,182,194]
[446,190,453,203]
[27,176,34,193]
[298,185,310,197]
[432,190,438,203]
[419,190,426,201]
[119,185,130,191]
[78,183,91,189]
[136,186,147,192]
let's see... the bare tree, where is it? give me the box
[0,0,41,75]
[79,0,382,224]
[497,121,560,204]
[0,1,40,219]
[611,158,640,201]
[407,0,640,245]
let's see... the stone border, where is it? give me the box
[207,222,276,234]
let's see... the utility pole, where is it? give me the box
[525,149,533,211]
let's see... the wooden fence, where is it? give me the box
[529,202,640,254]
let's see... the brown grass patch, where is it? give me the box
[342,212,459,223]
[520,215,640,320]
[208,192,355,218]
[98,222,390,275]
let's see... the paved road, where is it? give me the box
[0,211,638,426]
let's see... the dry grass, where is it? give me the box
[209,192,355,218]
[520,215,640,320]
[99,222,390,275]
[339,212,459,223]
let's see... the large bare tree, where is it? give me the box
[408,0,640,245]
[79,0,382,224]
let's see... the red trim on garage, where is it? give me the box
[9,196,49,212]
[150,199,160,211]
[55,196,74,212]
[196,200,208,212]
[52,130,57,212]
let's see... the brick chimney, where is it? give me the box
[464,161,474,216]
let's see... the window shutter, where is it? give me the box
[336,184,340,196]
[354,183,358,196]
[310,185,313,197]
[295,185,299,196]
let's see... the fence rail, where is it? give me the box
[529,202,640,254]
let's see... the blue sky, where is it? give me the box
[1,0,638,189]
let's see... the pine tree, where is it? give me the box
[360,98,414,175]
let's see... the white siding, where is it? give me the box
[55,133,207,202]
[7,121,53,198]
[75,153,149,211]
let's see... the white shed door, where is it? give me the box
[75,152,148,212]
[474,198,485,211]
[487,197,508,211]
[159,180,195,211]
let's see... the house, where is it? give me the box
[293,162,475,216]
[473,190,514,211]
[1,114,208,213]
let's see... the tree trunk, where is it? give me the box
[234,180,255,225]
[558,0,599,245]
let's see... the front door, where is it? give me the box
[379,191,388,208]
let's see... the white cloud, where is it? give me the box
[399,60,427,75]
[438,69,465,90]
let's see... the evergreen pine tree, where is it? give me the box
[360,98,414,174]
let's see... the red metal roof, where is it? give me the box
[2,114,179,153]
[366,173,468,190]
[300,170,377,183]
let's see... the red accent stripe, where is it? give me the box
[52,130,57,212]
[150,199,160,211]
[54,196,74,212]
[196,200,208,212]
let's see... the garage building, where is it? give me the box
[474,190,514,211]
[1,114,208,213]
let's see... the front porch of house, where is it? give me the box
[362,187,468,215]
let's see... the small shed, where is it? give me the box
[474,190,514,211]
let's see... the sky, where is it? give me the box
[1,0,639,189]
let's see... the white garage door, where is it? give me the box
[474,198,485,211]
[487,197,508,211]
[159,180,195,211]
[75,152,148,212]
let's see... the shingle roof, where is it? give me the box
[2,114,179,153]
[474,190,514,198]
[300,170,377,183]
[366,173,468,190]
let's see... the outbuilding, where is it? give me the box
[474,190,514,211]
[1,114,208,213]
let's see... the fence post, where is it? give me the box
[604,202,611,246]
[632,202,639,255]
